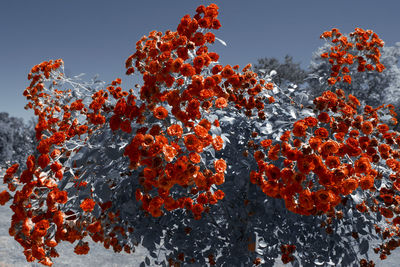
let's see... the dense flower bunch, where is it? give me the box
[0,3,398,267]
[251,89,398,214]
[320,27,385,85]
[115,3,276,219]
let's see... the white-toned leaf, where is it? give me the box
[326,259,336,266]
[73,73,86,79]
[258,240,268,248]
[289,107,297,119]
[215,37,227,46]
[269,70,277,76]
[221,133,230,144]
[220,116,235,124]
[210,125,222,136]
[300,109,315,117]
[256,248,264,255]
[350,191,363,204]
[261,123,273,134]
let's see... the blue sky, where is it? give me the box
[1,0,399,122]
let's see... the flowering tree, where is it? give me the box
[1,4,400,267]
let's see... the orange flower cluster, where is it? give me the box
[1,59,128,265]
[111,3,278,220]
[124,121,227,219]
[125,4,273,121]
[251,88,400,261]
[320,28,385,85]
[252,89,400,218]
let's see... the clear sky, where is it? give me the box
[1,0,399,122]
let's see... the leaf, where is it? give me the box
[256,247,264,255]
[215,37,227,46]
[350,191,363,204]
[258,69,266,74]
[220,116,235,124]
[288,106,297,119]
[314,260,325,266]
[221,133,230,144]
[260,123,273,134]
[241,160,251,169]
[326,259,336,266]
[300,109,315,117]
[73,73,86,79]
[105,146,121,160]
[210,125,222,136]
[359,238,369,254]
[258,240,268,248]
[205,146,215,158]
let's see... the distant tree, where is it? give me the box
[0,112,36,167]
[307,42,400,113]
[254,55,308,87]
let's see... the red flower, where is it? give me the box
[212,65,223,74]
[167,124,183,138]
[214,159,227,173]
[0,190,11,205]
[5,163,19,176]
[34,219,50,236]
[292,121,308,137]
[320,140,339,155]
[305,117,318,127]
[314,127,329,139]
[343,75,352,84]
[221,65,234,78]
[153,106,168,119]
[354,157,371,174]
[80,198,96,212]
[180,63,196,77]
[109,115,122,131]
[74,242,90,255]
[184,134,201,152]
[55,190,68,204]
[50,132,66,145]
[212,136,223,151]
[214,190,225,200]
[317,112,330,123]
[38,154,50,169]
[361,121,373,135]
[215,97,227,108]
